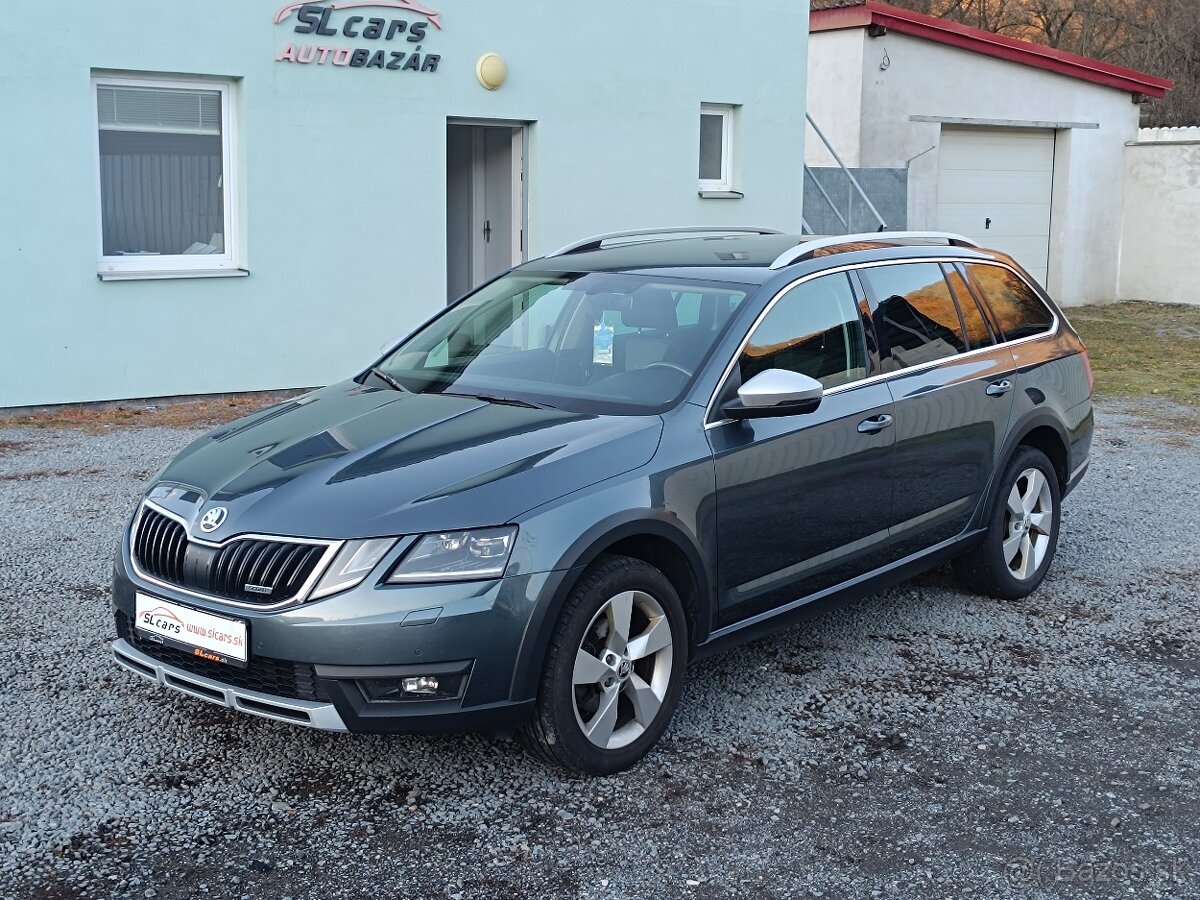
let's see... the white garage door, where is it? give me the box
[936,128,1055,286]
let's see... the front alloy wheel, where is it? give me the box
[572,590,674,750]
[521,555,687,775]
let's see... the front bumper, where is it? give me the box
[112,539,563,734]
[114,638,348,731]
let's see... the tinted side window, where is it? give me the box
[739,273,866,389]
[862,263,967,370]
[966,264,1054,341]
[945,266,994,349]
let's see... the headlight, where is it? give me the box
[386,527,517,583]
[310,538,397,599]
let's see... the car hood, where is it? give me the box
[153,381,664,540]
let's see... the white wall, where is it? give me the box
[805,28,864,168]
[1120,132,1200,305]
[808,29,1142,306]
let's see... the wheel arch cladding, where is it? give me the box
[971,413,1070,533]
[602,533,701,641]
[1017,423,1070,489]
[510,517,709,702]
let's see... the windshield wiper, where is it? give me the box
[368,367,407,393]
[445,391,554,410]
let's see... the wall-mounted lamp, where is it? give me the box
[476,53,507,90]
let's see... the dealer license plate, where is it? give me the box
[134,593,248,667]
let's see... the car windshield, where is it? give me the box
[372,272,752,414]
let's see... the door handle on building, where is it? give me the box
[987,379,1014,397]
[857,414,894,434]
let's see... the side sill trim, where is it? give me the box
[697,528,986,655]
[1069,455,1091,483]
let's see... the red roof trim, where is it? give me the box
[811,0,1173,98]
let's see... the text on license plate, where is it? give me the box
[134,593,248,664]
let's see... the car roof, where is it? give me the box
[517,232,1013,286]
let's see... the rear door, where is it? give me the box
[708,272,895,627]
[859,261,1017,559]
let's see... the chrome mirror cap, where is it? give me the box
[721,369,824,420]
[737,369,824,408]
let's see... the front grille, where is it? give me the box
[134,507,188,585]
[116,610,330,702]
[209,539,328,604]
[132,505,329,606]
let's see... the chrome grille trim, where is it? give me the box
[129,500,343,611]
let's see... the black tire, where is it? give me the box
[519,554,688,775]
[954,445,1062,600]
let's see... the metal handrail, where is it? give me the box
[806,113,888,232]
[546,226,783,258]
[769,231,981,270]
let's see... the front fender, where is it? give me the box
[506,485,713,703]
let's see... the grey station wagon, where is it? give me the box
[112,228,1094,774]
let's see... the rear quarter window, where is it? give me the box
[945,267,994,349]
[966,264,1054,341]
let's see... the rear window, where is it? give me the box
[860,263,968,371]
[965,264,1054,341]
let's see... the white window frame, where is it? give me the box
[699,104,735,193]
[92,74,242,280]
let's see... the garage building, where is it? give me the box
[806,0,1171,306]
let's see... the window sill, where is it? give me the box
[698,190,744,200]
[97,268,249,282]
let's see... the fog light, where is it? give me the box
[402,676,439,695]
[359,669,468,703]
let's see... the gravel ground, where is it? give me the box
[1,398,1197,900]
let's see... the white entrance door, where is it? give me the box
[446,123,524,302]
[935,128,1055,286]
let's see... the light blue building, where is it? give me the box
[0,0,809,408]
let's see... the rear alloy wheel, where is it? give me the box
[954,445,1062,600]
[520,555,687,774]
[1001,467,1055,580]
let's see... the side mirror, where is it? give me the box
[721,369,824,419]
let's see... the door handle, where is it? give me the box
[857,414,894,434]
[986,379,1014,397]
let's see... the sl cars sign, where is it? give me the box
[274,1,443,73]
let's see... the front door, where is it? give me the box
[709,271,895,627]
[446,123,524,302]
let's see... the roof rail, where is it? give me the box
[769,231,981,270]
[547,226,783,258]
